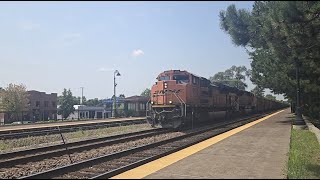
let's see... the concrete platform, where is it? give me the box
[113,109,292,179]
[0,117,146,132]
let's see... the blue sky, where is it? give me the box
[0,1,284,100]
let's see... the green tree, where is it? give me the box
[58,96,85,105]
[141,88,151,97]
[265,94,277,101]
[219,1,320,118]
[73,96,87,105]
[57,88,75,120]
[0,84,29,123]
[210,65,251,90]
[85,98,103,106]
[58,96,87,105]
[119,94,125,98]
[251,85,265,97]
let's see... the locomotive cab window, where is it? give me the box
[173,75,189,83]
[158,76,170,81]
[192,75,199,85]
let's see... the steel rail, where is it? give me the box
[20,110,281,179]
[0,128,170,169]
[0,119,147,139]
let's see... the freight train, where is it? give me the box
[146,70,288,128]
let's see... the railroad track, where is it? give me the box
[18,111,276,179]
[0,128,176,179]
[0,119,147,140]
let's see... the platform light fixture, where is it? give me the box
[112,70,121,118]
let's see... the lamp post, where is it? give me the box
[293,58,305,125]
[112,70,121,118]
[79,87,84,120]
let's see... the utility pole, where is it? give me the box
[78,87,84,121]
[80,87,84,105]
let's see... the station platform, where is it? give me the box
[0,117,146,133]
[112,109,292,179]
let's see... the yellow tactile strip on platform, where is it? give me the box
[111,110,284,179]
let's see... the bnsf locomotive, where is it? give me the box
[146,70,287,128]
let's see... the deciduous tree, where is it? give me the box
[251,85,265,97]
[141,88,151,97]
[265,94,277,101]
[57,88,75,120]
[219,1,320,118]
[210,65,251,90]
[0,84,29,123]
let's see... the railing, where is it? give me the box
[147,90,187,120]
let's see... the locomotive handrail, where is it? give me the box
[146,100,150,117]
[150,89,186,118]
[146,100,158,127]
[154,108,179,114]
[173,92,187,117]
[172,92,184,117]
[163,89,185,117]
[146,100,156,119]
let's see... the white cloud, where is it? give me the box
[18,21,40,31]
[131,49,144,57]
[98,67,114,72]
[62,33,81,42]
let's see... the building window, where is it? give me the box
[128,103,135,110]
[140,103,145,110]
[36,101,40,107]
[52,102,56,107]
[44,101,49,107]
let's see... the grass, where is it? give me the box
[287,129,320,179]
[310,118,320,129]
[0,123,153,152]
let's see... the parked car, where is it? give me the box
[11,121,32,125]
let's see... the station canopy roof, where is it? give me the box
[102,96,150,104]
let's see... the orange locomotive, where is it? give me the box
[146,70,286,128]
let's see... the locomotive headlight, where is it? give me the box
[164,82,168,89]
[151,101,154,104]
[169,101,172,104]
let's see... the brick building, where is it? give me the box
[0,90,57,124]
[27,90,57,121]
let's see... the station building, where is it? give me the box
[57,105,111,120]
[101,95,150,118]
[122,96,151,117]
[0,90,58,125]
